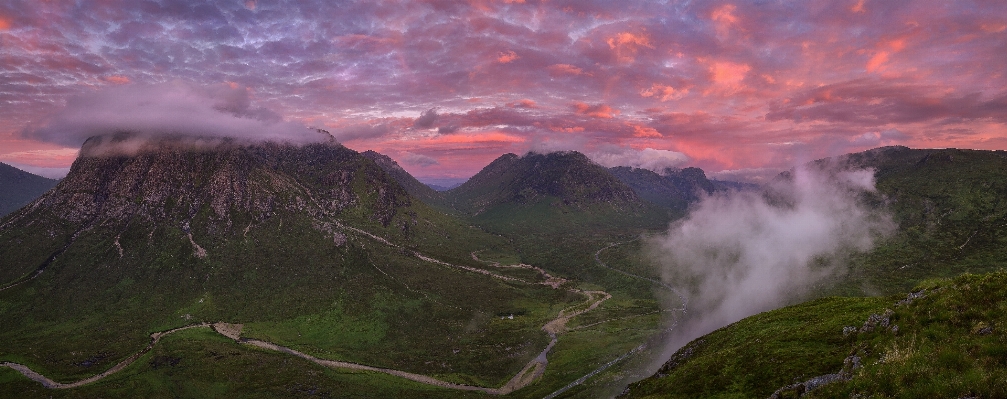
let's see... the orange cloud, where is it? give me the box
[497,50,519,63]
[851,0,866,13]
[104,75,130,84]
[0,148,80,167]
[641,83,687,101]
[866,51,889,72]
[607,32,654,62]
[0,17,10,31]
[422,132,524,145]
[573,102,619,118]
[245,1,256,10]
[548,64,585,75]
[632,125,663,138]
[886,38,906,51]
[711,5,738,24]
[981,22,1007,33]
[507,99,537,108]
[710,62,750,85]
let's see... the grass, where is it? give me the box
[810,271,1007,398]
[0,327,490,399]
[624,271,1007,399]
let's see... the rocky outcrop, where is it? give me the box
[2,136,414,239]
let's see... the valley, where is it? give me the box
[1,142,1005,398]
[0,139,681,398]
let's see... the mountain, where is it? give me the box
[608,166,755,213]
[444,151,669,234]
[0,162,59,217]
[360,150,445,207]
[0,135,595,396]
[435,151,675,316]
[820,146,1007,294]
[449,152,640,211]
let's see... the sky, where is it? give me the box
[1,0,1005,182]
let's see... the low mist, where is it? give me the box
[23,81,328,156]
[589,146,690,172]
[645,165,895,365]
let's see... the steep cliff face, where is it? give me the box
[4,138,411,236]
[0,136,419,287]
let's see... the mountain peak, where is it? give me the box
[7,139,415,238]
[449,150,641,215]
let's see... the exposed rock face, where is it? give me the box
[3,136,412,238]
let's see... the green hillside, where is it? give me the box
[823,146,1007,295]
[0,162,59,217]
[361,150,446,209]
[623,271,1007,399]
[624,146,1007,398]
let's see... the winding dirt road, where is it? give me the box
[1,230,613,395]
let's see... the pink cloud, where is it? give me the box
[572,102,619,119]
[497,50,519,63]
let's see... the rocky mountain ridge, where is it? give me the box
[4,136,412,237]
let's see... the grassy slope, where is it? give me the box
[624,271,1007,399]
[830,147,1007,295]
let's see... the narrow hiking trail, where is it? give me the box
[1,227,613,395]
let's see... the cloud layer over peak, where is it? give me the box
[24,81,322,147]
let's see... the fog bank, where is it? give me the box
[646,165,895,363]
[23,81,325,151]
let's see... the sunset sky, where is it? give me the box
[1,0,1005,183]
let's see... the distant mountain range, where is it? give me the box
[0,162,59,217]
[365,150,747,234]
